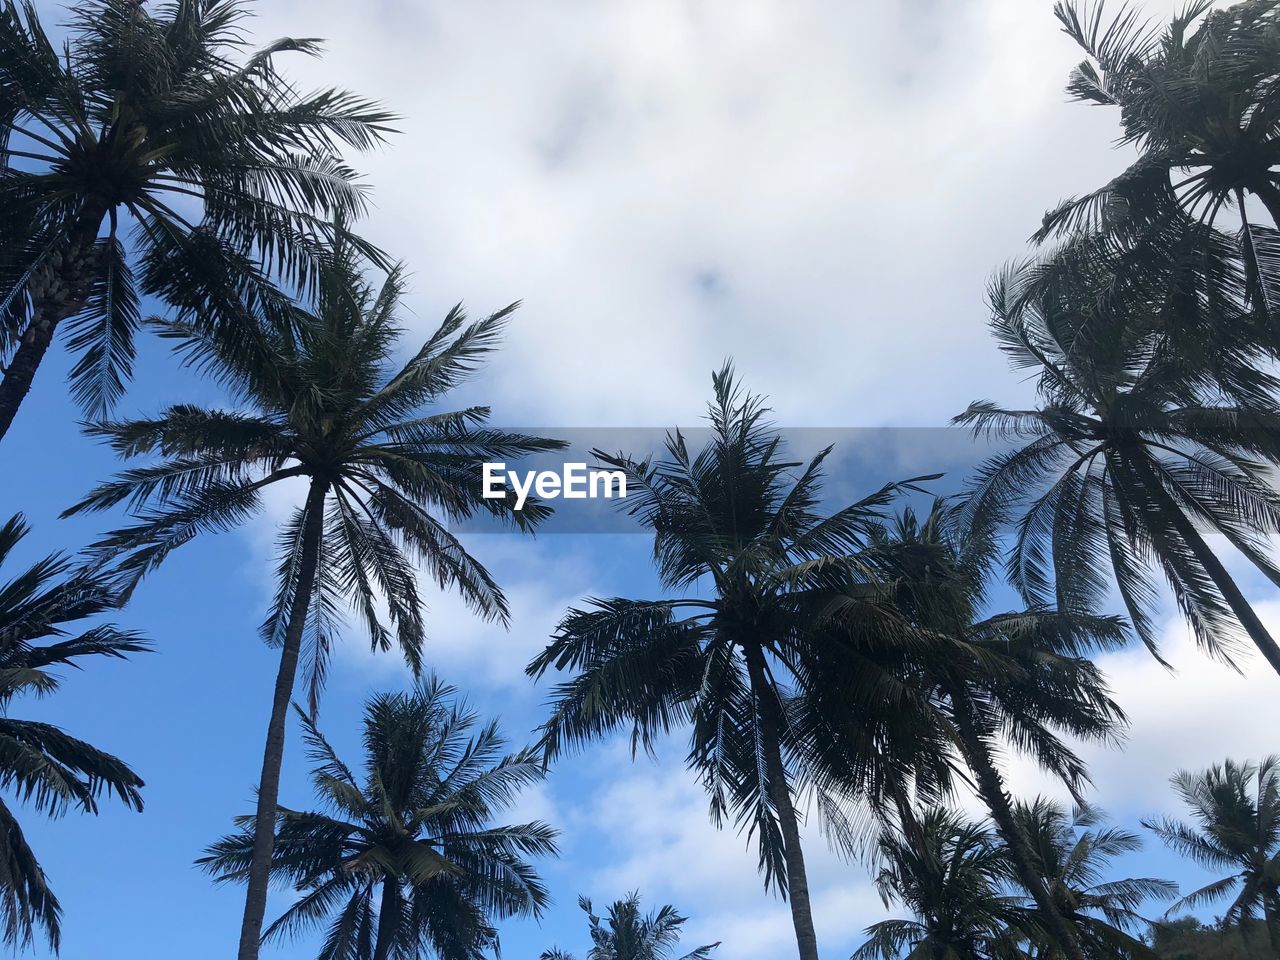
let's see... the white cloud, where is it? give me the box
[237,0,1191,428]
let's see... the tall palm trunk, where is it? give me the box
[0,200,108,444]
[1131,457,1280,678]
[372,880,398,960]
[741,640,820,960]
[237,480,328,960]
[946,686,1088,960]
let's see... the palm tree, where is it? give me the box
[1040,2,1280,241]
[0,513,146,951]
[954,252,1280,680]
[1009,799,1172,959]
[201,677,558,960]
[540,893,719,960]
[528,364,936,960]
[866,504,1129,960]
[853,807,1026,960]
[1144,757,1280,953]
[0,0,394,442]
[67,234,561,960]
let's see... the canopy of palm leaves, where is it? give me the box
[1040,1,1280,241]
[954,245,1280,678]
[1144,757,1280,953]
[540,893,718,960]
[528,364,942,960]
[69,231,561,709]
[0,514,146,951]
[866,504,1129,808]
[0,0,394,436]
[201,677,557,960]
[1010,799,1172,959]
[1034,0,1280,346]
[853,807,1027,960]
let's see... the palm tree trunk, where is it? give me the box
[372,880,399,960]
[1131,457,1280,678]
[236,480,328,960]
[0,201,108,445]
[946,686,1089,960]
[741,640,821,960]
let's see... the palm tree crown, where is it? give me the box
[201,677,558,960]
[955,250,1280,678]
[1041,1,1280,240]
[541,893,719,960]
[71,235,560,708]
[0,0,394,439]
[1011,799,1172,959]
[854,807,1026,960]
[0,513,147,951]
[1145,757,1280,953]
[868,504,1129,801]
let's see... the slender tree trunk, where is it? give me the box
[237,480,328,960]
[946,686,1089,960]
[1131,457,1280,678]
[741,640,820,960]
[0,201,109,445]
[372,880,398,960]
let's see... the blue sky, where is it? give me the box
[6,1,1280,957]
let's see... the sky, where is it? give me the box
[5,0,1280,958]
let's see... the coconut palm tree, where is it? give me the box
[1009,799,1172,959]
[1144,757,1280,953]
[0,0,394,442]
[954,251,1280,680]
[0,513,146,951]
[67,233,561,960]
[540,893,718,960]
[1040,1,1280,241]
[201,677,558,960]
[865,504,1129,960]
[853,807,1026,960]
[528,364,938,960]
